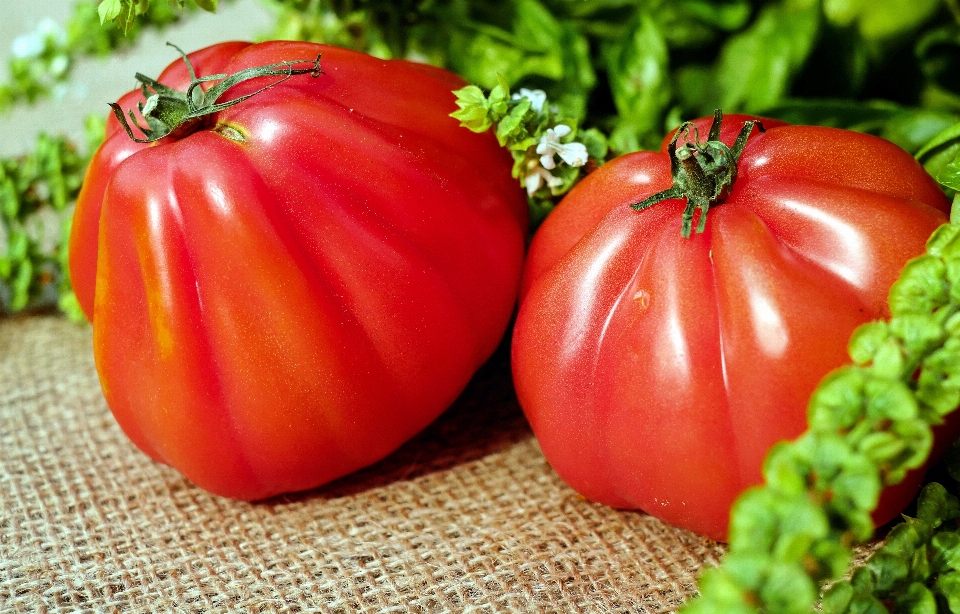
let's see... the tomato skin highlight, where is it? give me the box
[70,42,528,500]
[512,116,958,541]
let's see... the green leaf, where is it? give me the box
[8,230,29,262]
[849,322,890,366]
[728,488,779,554]
[825,0,940,41]
[890,313,946,359]
[806,432,855,484]
[917,482,958,528]
[866,550,909,593]
[864,378,918,422]
[889,256,949,317]
[763,442,810,496]
[884,522,921,560]
[579,128,609,162]
[57,291,86,323]
[850,565,876,593]
[1,177,18,219]
[604,12,671,153]
[887,419,934,479]
[812,540,853,581]
[894,583,937,614]
[911,542,932,585]
[773,499,829,562]
[917,25,960,105]
[916,120,960,161]
[495,97,533,146]
[721,552,769,592]
[857,432,906,465]
[451,85,496,133]
[926,224,960,260]
[194,0,218,11]
[846,567,889,614]
[833,452,882,513]
[758,562,818,613]
[808,367,867,432]
[685,568,757,613]
[678,0,751,31]
[940,157,960,192]
[867,338,906,380]
[12,259,33,312]
[713,0,820,113]
[931,532,960,572]
[98,0,123,24]
[513,0,563,62]
[934,571,960,612]
[821,581,854,614]
[823,0,868,27]
[552,23,595,119]
[452,0,566,90]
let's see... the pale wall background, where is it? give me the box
[0,0,275,156]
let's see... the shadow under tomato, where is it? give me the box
[261,333,534,505]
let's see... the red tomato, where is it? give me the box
[512,114,957,541]
[69,41,527,500]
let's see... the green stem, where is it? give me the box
[111,43,324,143]
[632,110,764,238]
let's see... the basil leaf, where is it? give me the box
[604,11,671,153]
[713,0,820,113]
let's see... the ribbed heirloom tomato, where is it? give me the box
[512,113,960,541]
[69,41,527,500]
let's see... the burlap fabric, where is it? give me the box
[1,315,727,613]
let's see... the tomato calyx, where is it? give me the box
[109,43,323,144]
[632,110,765,238]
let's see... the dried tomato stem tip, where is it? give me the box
[632,109,765,238]
[109,42,324,144]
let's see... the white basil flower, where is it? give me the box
[536,124,588,170]
[511,88,547,114]
[523,160,564,196]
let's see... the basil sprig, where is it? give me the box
[682,130,960,610]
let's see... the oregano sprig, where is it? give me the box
[682,202,960,612]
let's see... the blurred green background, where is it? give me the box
[0,0,270,156]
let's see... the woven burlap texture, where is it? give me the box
[0,315,727,613]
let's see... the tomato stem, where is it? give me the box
[632,110,764,238]
[109,43,324,144]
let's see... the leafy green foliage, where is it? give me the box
[0,1,218,112]
[0,116,103,319]
[712,0,820,114]
[97,0,218,32]
[821,481,960,614]
[258,0,955,153]
[48,0,958,159]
